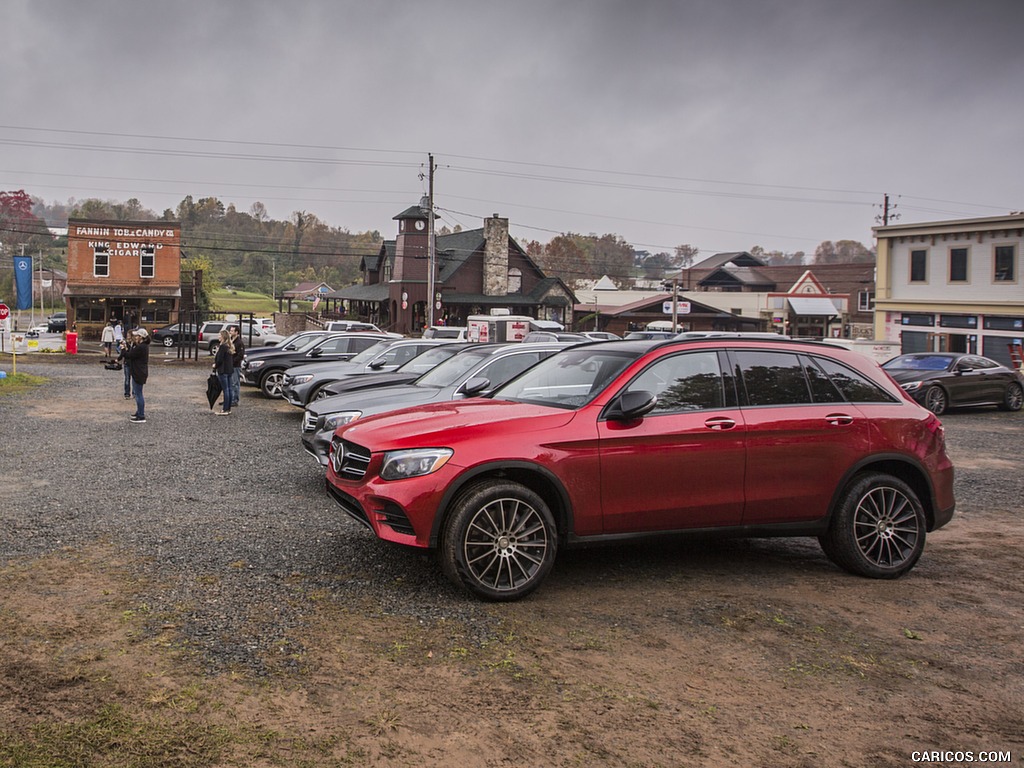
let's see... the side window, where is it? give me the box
[347,337,380,355]
[478,352,542,389]
[734,350,811,406]
[811,357,899,403]
[316,338,345,354]
[392,346,420,365]
[625,351,724,413]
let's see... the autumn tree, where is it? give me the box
[813,240,875,264]
[538,235,587,288]
[1,189,51,255]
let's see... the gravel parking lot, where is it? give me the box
[1,354,1022,766]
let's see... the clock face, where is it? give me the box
[415,220,426,231]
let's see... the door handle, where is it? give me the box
[704,417,736,430]
[825,413,854,426]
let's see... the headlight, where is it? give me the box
[901,381,924,392]
[291,374,314,385]
[247,359,265,370]
[322,411,362,430]
[380,448,454,480]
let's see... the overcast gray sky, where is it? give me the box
[2,0,1021,260]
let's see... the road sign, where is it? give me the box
[0,303,9,320]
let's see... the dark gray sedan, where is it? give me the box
[882,352,1024,415]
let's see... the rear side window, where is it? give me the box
[734,350,811,406]
[810,357,900,403]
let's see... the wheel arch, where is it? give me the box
[428,461,574,548]
[829,455,941,531]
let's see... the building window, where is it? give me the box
[994,245,1016,282]
[901,313,934,327]
[949,247,969,282]
[141,245,155,279]
[94,245,109,277]
[910,249,927,282]
[939,314,978,329]
[857,289,875,312]
[508,268,522,294]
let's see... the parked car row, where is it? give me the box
[225,329,1021,604]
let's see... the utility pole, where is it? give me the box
[424,153,437,328]
[878,193,900,226]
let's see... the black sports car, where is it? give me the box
[882,353,1024,415]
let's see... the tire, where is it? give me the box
[923,385,947,415]
[440,480,557,601]
[260,369,286,399]
[162,337,174,347]
[819,472,926,579]
[998,382,1023,412]
[208,340,220,356]
[312,386,332,402]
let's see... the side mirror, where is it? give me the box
[460,377,491,397]
[954,361,971,373]
[606,390,658,421]
[368,359,387,370]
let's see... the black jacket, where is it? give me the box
[123,340,150,384]
[213,343,234,376]
[231,336,245,368]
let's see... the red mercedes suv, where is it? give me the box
[325,337,956,601]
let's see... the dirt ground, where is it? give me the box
[1,367,1022,767]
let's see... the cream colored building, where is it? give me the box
[873,213,1024,367]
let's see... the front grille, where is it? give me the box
[325,483,372,531]
[330,437,372,479]
[302,411,318,432]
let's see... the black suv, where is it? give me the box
[241,332,391,398]
[47,312,67,333]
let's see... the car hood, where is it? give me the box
[338,399,577,451]
[307,383,441,417]
[321,372,418,397]
[884,368,940,385]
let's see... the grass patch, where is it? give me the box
[209,289,277,315]
[0,371,46,396]
[0,703,232,768]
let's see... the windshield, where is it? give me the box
[494,348,640,409]
[415,349,491,388]
[397,345,462,374]
[350,340,395,364]
[883,355,954,372]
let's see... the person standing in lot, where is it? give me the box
[100,320,115,358]
[212,329,234,416]
[122,329,150,423]
[228,324,244,408]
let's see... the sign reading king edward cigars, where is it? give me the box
[73,225,178,257]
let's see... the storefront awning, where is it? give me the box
[787,297,839,317]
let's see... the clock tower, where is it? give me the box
[391,204,430,282]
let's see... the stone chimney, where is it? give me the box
[482,213,509,296]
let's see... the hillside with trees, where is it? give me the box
[1,190,875,304]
